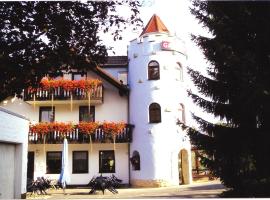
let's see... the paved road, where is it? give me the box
[28,180,226,199]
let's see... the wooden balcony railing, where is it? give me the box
[28,124,134,144]
[23,85,103,102]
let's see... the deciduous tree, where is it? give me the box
[0,1,142,101]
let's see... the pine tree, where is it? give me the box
[0,1,142,101]
[185,1,270,196]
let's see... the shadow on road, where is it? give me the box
[187,183,226,191]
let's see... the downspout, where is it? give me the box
[127,47,131,187]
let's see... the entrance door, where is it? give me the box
[179,149,190,184]
[0,143,15,199]
[27,152,34,180]
[178,152,182,184]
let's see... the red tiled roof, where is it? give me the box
[140,14,170,37]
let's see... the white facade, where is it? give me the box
[28,143,129,184]
[0,15,192,188]
[128,32,192,186]
[0,107,29,199]
[1,70,130,185]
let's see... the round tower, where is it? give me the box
[128,14,192,187]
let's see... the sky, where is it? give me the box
[101,0,218,125]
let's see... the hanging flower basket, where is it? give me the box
[78,121,99,152]
[103,121,125,149]
[39,77,102,91]
[30,121,74,133]
[78,121,99,135]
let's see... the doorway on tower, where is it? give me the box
[178,149,191,184]
[191,148,212,182]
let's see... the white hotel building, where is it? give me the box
[1,14,193,187]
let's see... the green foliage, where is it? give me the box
[186,1,270,196]
[0,1,142,101]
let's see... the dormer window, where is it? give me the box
[148,60,160,80]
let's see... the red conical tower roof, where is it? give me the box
[140,14,170,37]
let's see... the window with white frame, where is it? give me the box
[176,62,183,81]
[178,103,185,124]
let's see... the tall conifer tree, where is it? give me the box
[185,1,270,196]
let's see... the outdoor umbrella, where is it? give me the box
[59,137,70,194]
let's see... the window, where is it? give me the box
[73,151,88,174]
[148,61,160,80]
[72,72,86,80]
[118,71,128,85]
[46,152,62,174]
[130,151,140,171]
[79,106,95,122]
[39,107,55,122]
[176,62,183,81]
[99,150,115,173]
[178,103,185,124]
[149,103,161,123]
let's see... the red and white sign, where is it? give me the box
[161,40,185,55]
[161,41,171,50]
[161,41,170,49]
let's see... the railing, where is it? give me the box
[23,85,103,102]
[28,124,134,144]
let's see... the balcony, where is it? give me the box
[28,123,134,144]
[23,79,103,105]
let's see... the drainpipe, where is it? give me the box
[127,49,131,187]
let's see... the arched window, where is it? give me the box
[130,151,140,170]
[178,103,185,124]
[149,103,161,123]
[176,62,183,81]
[148,60,160,80]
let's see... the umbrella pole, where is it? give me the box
[63,184,66,195]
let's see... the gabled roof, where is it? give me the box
[140,14,170,37]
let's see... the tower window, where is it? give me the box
[176,62,183,81]
[178,103,186,124]
[149,103,161,123]
[148,61,160,80]
[130,151,140,171]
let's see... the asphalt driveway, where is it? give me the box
[27,180,226,199]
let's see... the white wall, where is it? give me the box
[128,32,192,185]
[0,70,129,187]
[102,68,127,82]
[1,70,128,124]
[0,107,29,199]
[28,143,129,184]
